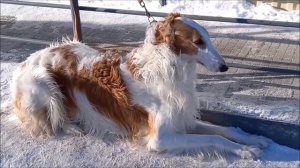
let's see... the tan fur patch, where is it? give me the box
[29,108,52,136]
[50,45,149,139]
[51,45,78,76]
[13,90,52,136]
[50,45,79,118]
[155,13,205,55]
[12,91,26,123]
[147,114,156,138]
[13,44,155,139]
[18,62,25,70]
[126,57,139,79]
[125,49,142,80]
[93,47,131,56]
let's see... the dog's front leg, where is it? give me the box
[147,132,261,159]
[188,120,271,148]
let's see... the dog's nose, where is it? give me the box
[219,64,228,72]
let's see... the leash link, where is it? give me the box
[138,0,157,23]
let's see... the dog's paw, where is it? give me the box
[62,123,84,136]
[245,135,272,148]
[234,146,262,160]
[230,128,272,148]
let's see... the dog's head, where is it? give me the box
[151,13,228,72]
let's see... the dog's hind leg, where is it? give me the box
[11,65,65,137]
[148,133,261,160]
[187,121,272,148]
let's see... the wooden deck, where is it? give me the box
[249,0,300,11]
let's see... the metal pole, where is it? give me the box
[159,0,167,6]
[70,0,82,41]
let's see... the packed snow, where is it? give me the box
[24,0,300,22]
[1,1,300,168]
[1,106,300,167]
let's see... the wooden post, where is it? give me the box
[70,0,82,41]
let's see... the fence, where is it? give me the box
[160,0,300,11]
[1,0,299,29]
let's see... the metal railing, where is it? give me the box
[1,0,299,28]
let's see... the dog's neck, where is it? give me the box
[123,34,198,131]
[127,43,197,131]
[119,22,200,132]
[133,43,196,84]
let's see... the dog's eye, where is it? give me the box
[193,39,203,45]
[193,39,206,49]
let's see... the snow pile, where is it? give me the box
[24,0,300,22]
[207,99,300,123]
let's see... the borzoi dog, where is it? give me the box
[11,13,270,159]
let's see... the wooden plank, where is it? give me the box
[249,0,300,11]
[291,77,300,99]
[218,38,231,52]
[230,39,248,57]
[266,42,280,58]
[70,0,82,41]
[212,38,223,50]
[222,38,238,56]
[214,38,225,51]
[285,44,298,58]
[247,40,265,59]
[258,42,272,58]
[275,43,294,85]
[232,41,253,75]
[201,109,300,150]
[292,45,300,64]
[274,43,288,60]
[224,40,248,73]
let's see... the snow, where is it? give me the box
[1,104,300,167]
[1,1,300,167]
[198,91,300,124]
[23,0,300,22]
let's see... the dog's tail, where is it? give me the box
[11,63,65,136]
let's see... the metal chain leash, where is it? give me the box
[138,0,157,23]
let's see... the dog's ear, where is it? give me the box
[154,23,174,45]
[153,13,181,46]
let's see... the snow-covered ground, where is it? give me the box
[1,106,300,167]
[1,1,300,167]
[24,0,300,22]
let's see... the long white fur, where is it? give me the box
[120,20,269,159]
[11,16,270,160]
[121,22,197,132]
[11,64,65,132]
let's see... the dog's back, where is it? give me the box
[11,41,149,138]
